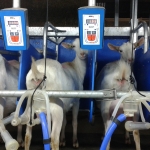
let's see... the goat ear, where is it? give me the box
[61,42,75,49]
[134,37,145,49]
[31,56,36,63]
[108,43,119,51]
[31,57,39,76]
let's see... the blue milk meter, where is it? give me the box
[0,8,29,51]
[78,6,105,50]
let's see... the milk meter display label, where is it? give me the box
[83,14,100,45]
[4,16,24,46]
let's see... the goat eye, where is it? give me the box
[36,78,40,82]
[71,45,75,48]
[119,50,122,52]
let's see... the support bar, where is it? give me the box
[0,90,149,99]
[130,0,138,43]
[43,22,48,59]
[0,90,116,99]
[88,0,96,6]
[114,0,119,27]
[0,27,149,37]
[13,0,20,8]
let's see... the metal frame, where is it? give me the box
[28,27,149,37]
[43,22,48,59]
[0,90,149,99]
[130,0,138,43]
[0,27,148,37]
[131,21,149,53]
[13,0,20,8]
[130,0,149,53]
[88,0,96,6]
[0,90,117,99]
[114,0,119,27]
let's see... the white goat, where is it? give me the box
[0,54,23,145]
[95,38,144,150]
[25,38,88,150]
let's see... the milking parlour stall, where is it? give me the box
[0,0,150,150]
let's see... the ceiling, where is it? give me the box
[0,0,149,27]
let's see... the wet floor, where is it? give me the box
[0,111,150,150]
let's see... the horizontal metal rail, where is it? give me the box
[0,27,149,37]
[0,90,114,98]
[30,27,149,37]
[0,50,20,56]
[0,90,149,99]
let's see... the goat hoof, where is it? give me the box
[60,142,66,147]
[0,137,4,143]
[125,138,131,145]
[17,140,24,148]
[20,142,25,147]
[60,138,66,147]
[73,140,79,148]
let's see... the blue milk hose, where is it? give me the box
[100,114,126,150]
[39,112,51,150]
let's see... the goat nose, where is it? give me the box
[128,58,133,63]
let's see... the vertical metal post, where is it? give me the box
[13,0,20,8]
[149,13,150,27]
[130,0,138,43]
[114,0,119,27]
[131,21,149,53]
[149,13,150,51]
[88,0,97,123]
[12,0,21,65]
[56,45,58,60]
[88,0,96,6]
[43,22,48,59]
[147,12,150,51]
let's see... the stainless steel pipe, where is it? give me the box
[130,0,138,43]
[0,90,149,99]
[88,0,96,6]
[132,21,149,53]
[13,0,20,8]
[114,0,119,27]
[43,22,48,59]
[0,90,106,98]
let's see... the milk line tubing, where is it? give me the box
[1,90,150,99]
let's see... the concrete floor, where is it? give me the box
[0,111,150,150]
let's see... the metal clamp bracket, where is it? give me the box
[96,89,117,101]
[103,89,117,99]
[47,22,66,45]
